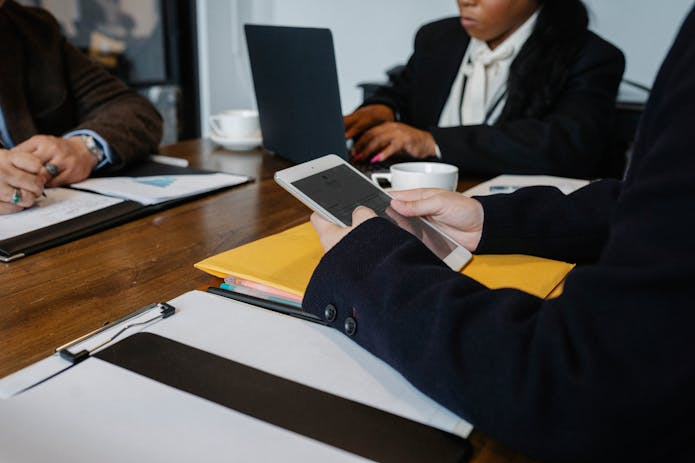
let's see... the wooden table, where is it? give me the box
[0,139,536,463]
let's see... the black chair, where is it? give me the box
[357,65,405,101]
[605,79,649,178]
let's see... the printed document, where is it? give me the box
[72,173,249,205]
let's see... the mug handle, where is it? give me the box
[371,172,392,189]
[209,115,224,137]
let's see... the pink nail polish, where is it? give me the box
[370,154,383,164]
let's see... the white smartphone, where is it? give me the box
[274,154,472,271]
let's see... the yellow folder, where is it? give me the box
[195,222,574,300]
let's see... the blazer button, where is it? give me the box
[324,304,337,322]
[344,317,357,336]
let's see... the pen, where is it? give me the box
[489,185,522,193]
[149,154,190,168]
[207,286,326,325]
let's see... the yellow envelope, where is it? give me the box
[195,222,574,300]
[461,254,571,298]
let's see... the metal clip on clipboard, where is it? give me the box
[56,302,176,364]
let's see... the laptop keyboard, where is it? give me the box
[352,154,414,174]
[354,161,390,175]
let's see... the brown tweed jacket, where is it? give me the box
[0,0,162,169]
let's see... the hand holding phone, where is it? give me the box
[274,155,472,271]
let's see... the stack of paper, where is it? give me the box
[195,222,575,300]
[72,173,250,205]
[222,276,303,307]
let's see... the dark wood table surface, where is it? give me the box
[0,139,536,463]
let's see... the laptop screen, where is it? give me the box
[245,24,349,163]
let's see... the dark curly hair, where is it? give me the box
[499,0,589,121]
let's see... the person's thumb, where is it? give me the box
[352,206,378,225]
[390,194,442,218]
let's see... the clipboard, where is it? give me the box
[0,301,177,397]
[0,161,252,262]
[0,290,472,462]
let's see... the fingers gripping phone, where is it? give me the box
[274,155,472,271]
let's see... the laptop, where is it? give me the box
[245,24,349,164]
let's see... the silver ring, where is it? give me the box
[10,188,22,205]
[45,162,60,177]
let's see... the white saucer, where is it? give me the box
[210,133,262,151]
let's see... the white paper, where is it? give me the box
[0,359,369,463]
[463,174,590,197]
[0,356,72,399]
[72,173,249,205]
[0,188,123,240]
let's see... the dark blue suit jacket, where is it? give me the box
[363,17,625,178]
[304,8,695,462]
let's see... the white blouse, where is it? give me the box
[438,10,539,129]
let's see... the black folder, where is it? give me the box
[0,161,251,262]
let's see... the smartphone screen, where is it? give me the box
[291,164,460,261]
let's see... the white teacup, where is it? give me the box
[209,109,260,139]
[371,162,459,191]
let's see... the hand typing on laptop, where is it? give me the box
[344,104,395,141]
[346,104,439,164]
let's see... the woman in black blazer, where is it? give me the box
[346,0,625,178]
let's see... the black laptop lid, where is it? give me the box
[245,24,348,163]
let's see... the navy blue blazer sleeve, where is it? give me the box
[304,9,695,462]
[363,19,625,178]
[475,179,621,263]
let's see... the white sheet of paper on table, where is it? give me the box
[0,188,123,241]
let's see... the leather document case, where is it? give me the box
[0,162,250,262]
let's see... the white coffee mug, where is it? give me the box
[371,162,459,191]
[209,109,260,139]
